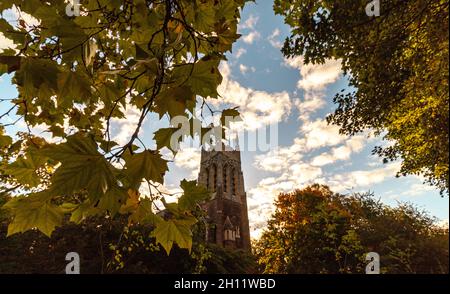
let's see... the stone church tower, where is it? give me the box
[197,144,251,251]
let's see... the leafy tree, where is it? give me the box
[0,191,11,222]
[355,199,449,273]
[0,0,250,253]
[202,244,258,274]
[0,191,256,274]
[274,0,449,194]
[254,185,366,274]
[254,184,449,274]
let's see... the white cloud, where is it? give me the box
[285,57,342,91]
[328,162,402,192]
[111,106,142,145]
[0,33,16,52]
[311,135,366,166]
[235,48,247,59]
[346,135,366,152]
[10,6,40,28]
[239,64,256,74]
[301,119,345,149]
[267,28,283,49]
[396,182,437,198]
[247,178,291,238]
[238,15,261,45]
[173,147,201,179]
[239,64,248,74]
[239,14,259,30]
[242,31,261,44]
[246,74,373,238]
[214,62,292,131]
[290,163,323,183]
[285,57,342,122]
[254,138,305,172]
[293,94,326,122]
[312,150,349,167]
[0,6,40,52]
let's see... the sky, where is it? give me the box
[1,0,448,239]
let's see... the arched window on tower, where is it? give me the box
[205,168,210,190]
[223,165,228,193]
[231,168,236,196]
[212,164,217,191]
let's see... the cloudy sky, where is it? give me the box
[1,1,448,238]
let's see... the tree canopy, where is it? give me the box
[0,0,250,253]
[0,191,256,273]
[254,184,449,274]
[274,0,449,194]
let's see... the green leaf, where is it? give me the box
[135,43,150,60]
[124,150,168,188]
[3,153,47,187]
[221,108,241,127]
[151,217,197,255]
[193,3,216,32]
[189,57,223,98]
[69,200,100,224]
[178,180,210,211]
[118,188,140,214]
[0,0,251,238]
[44,20,87,60]
[118,189,162,225]
[0,56,21,74]
[190,118,212,142]
[153,127,182,152]
[127,198,158,225]
[13,58,59,100]
[4,193,63,237]
[0,63,8,76]
[59,202,78,214]
[0,134,12,148]
[172,57,223,98]
[42,133,116,200]
[57,71,92,107]
[154,86,196,118]
[97,186,128,217]
[48,125,65,137]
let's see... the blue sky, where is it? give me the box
[1,0,448,238]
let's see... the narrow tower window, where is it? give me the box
[223,165,227,192]
[231,168,236,195]
[213,164,217,191]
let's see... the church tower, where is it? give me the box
[197,144,251,251]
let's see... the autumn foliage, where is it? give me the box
[254,185,449,274]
